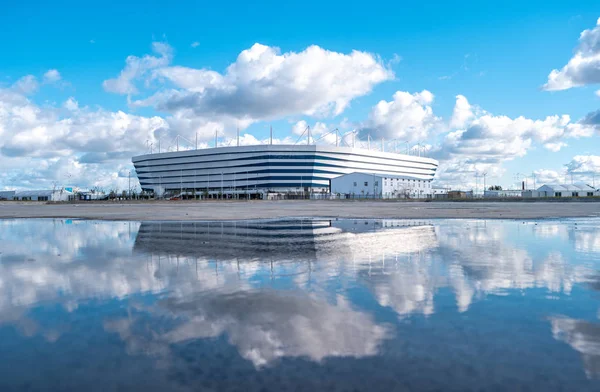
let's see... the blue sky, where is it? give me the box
[1,0,600,190]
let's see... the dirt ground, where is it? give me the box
[0,200,599,221]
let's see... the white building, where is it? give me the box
[523,183,598,198]
[0,191,16,200]
[330,172,433,199]
[10,189,75,202]
[483,189,523,198]
[432,186,449,199]
[78,191,107,200]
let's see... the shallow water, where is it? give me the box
[0,218,599,391]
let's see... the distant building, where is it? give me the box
[0,191,16,200]
[9,189,75,202]
[330,172,433,199]
[432,186,449,199]
[447,190,473,199]
[523,183,598,198]
[78,191,107,201]
[483,189,523,198]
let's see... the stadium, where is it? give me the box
[132,144,439,199]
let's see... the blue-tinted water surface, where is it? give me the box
[0,218,599,391]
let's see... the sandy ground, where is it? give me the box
[0,200,599,221]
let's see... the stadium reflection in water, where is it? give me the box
[0,218,600,391]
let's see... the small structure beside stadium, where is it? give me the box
[483,189,523,198]
[330,172,433,199]
[523,183,598,198]
[2,188,75,202]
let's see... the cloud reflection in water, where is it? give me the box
[0,218,599,382]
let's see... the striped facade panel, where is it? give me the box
[132,145,438,194]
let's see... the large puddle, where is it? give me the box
[0,218,599,391]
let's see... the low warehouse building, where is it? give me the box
[523,183,598,198]
[447,190,473,199]
[432,186,450,199]
[483,189,523,198]
[11,189,75,202]
[0,191,16,200]
[330,172,433,199]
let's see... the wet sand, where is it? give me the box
[0,200,598,221]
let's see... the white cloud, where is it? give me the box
[544,17,600,91]
[190,41,200,48]
[437,97,593,163]
[11,75,38,95]
[520,157,600,189]
[433,158,504,189]
[129,43,393,121]
[0,84,168,190]
[359,90,440,142]
[102,42,173,95]
[290,120,328,136]
[63,97,79,111]
[579,108,600,131]
[533,169,564,184]
[43,69,61,84]
[449,95,474,128]
[564,155,600,185]
[151,66,224,93]
[544,141,568,152]
[430,95,598,187]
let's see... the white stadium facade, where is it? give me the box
[132,144,438,199]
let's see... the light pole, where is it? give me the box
[221,172,223,199]
[482,172,487,195]
[128,170,131,200]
